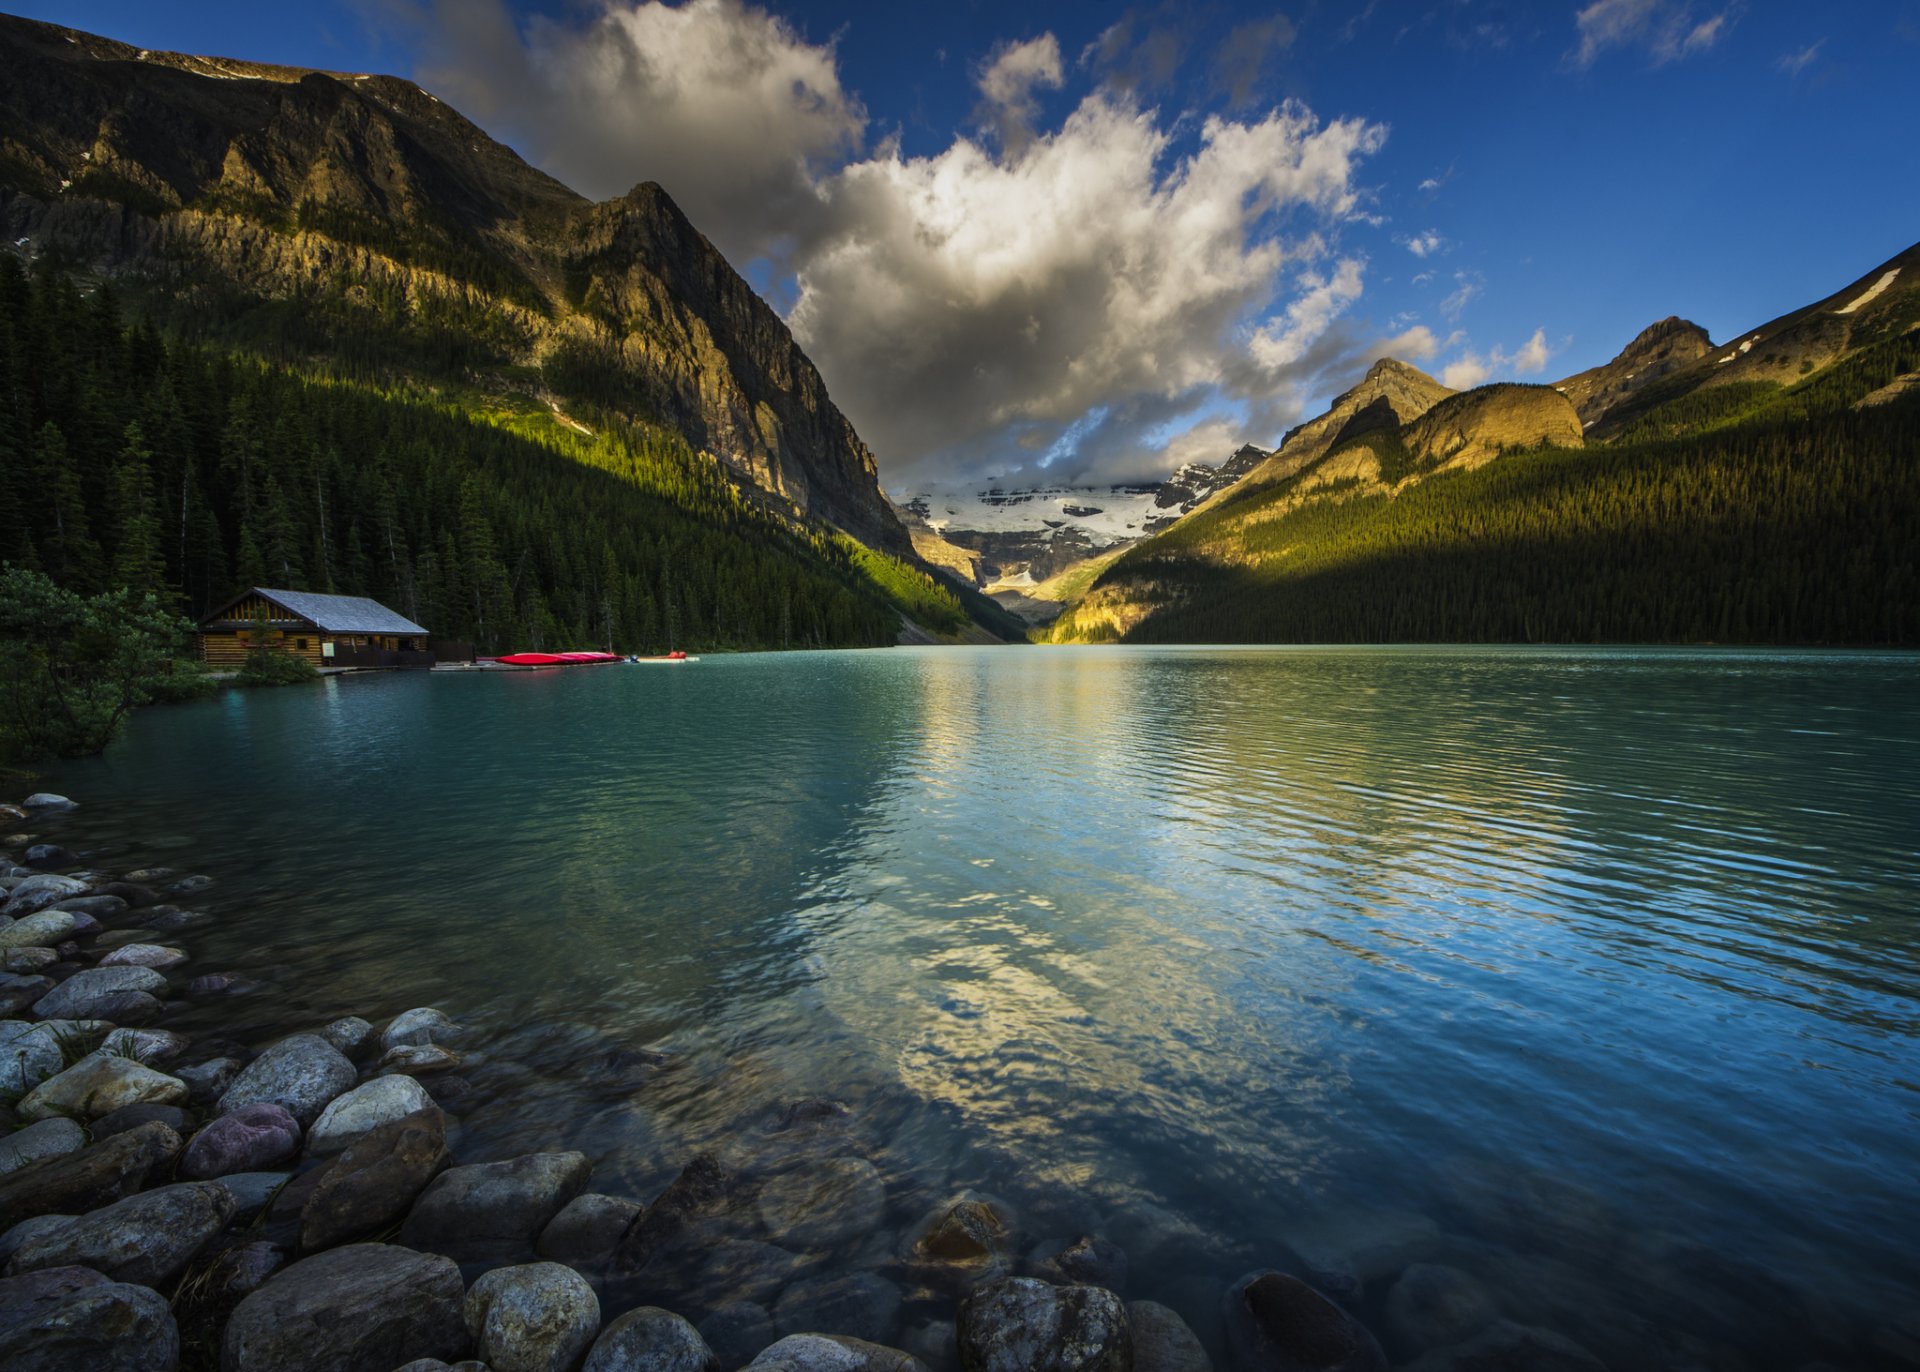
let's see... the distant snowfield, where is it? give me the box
[1837,269,1901,315]
[897,483,1171,545]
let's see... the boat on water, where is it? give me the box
[493,650,623,667]
[629,651,698,663]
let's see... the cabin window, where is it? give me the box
[296,638,308,651]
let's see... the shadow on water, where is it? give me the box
[41,644,1920,1369]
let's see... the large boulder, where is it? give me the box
[588,1306,720,1372]
[0,1118,85,1177]
[100,944,188,970]
[1221,1271,1384,1372]
[102,1028,191,1068]
[401,1150,592,1263]
[748,1334,931,1372]
[31,967,168,1023]
[306,1074,433,1156]
[19,794,74,810]
[538,1192,643,1268]
[2,875,86,919]
[757,1157,886,1252]
[181,1102,302,1179]
[0,1264,178,1372]
[0,909,78,948]
[17,1053,187,1122]
[301,1106,452,1251]
[1127,1302,1211,1372]
[0,1121,181,1232]
[957,1277,1133,1372]
[222,1243,468,1372]
[5,1180,232,1286]
[219,1034,357,1127]
[465,1261,600,1372]
[382,1007,461,1052]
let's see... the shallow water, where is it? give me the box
[41,645,1920,1366]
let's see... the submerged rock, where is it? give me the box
[301,1106,452,1251]
[758,1156,887,1251]
[1383,1266,1498,1354]
[701,1301,776,1370]
[6,1180,232,1286]
[775,1271,904,1345]
[538,1192,643,1268]
[223,1243,468,1372]
[17,1053,186,1123]
[1036,1236,1129,1295]
[0,1264,178,1372]
[465,1261,601,1372]
[588,1305,720,1372]
[1399,1320,1605,1372]
[1221,1270,1385,1372]
[181,1102,302,1179]
[1127,1302,1211,1372]
[219,1034,357,1126]
[402,1150,592,1264]
[957,1276,1132,1372]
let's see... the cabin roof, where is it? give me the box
[200,588,429,636]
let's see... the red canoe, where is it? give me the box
[494,651,623,667]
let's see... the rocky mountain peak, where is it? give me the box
[1552,315,1715,428]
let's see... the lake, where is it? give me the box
[40,645,1920,1367]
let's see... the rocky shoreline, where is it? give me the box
[0,792,1904,1372]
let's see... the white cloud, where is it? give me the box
[1571,0,1734,68]
[1418,176,1442,191]
[390,0,1396,486]
[1405,230,1445,258]
[975,35,1064,153]
[1439,270,1483,318]
[1439,327,1554,391]
[1776,39,1824,76]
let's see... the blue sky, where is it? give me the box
[18,1,1919,489]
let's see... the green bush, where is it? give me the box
[234,651,321,688]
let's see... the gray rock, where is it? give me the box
[402,1150,593,1263]
[177,1056,243,1102]
[1221,1271,1384,1372]
[1127,1303,1210,1372]
[220,1034,357,1126]
[0,1118,85,1176]
[0,976,54,1017]
[383,1007,462,1052]
[0,1121,182,1232]
[465,1261,600,1372]
[1399,1320,1605,1372]
[52,894,127,919]
[319,1016,375,1059]
[302,1106,452,1251]
[99,944,188,970]
[1036,1236,1128,1295]
[166,874,214,896]
[2,876,86,919]
[748,1334,930,1372]
[701,1301,775,1371]
[538,1192,643,1267]
[205,1238,286,1299]
[774,1271,903,1345]
[1,948,57,974]
[900,1195,1017,1293]
[588,1306,720,1372]
[223,1243,468,1372]
[102,1028,191,1066]
[0,1020,65,1091]
[23,845,77,870]
[211,1171,292,1223]
[0,1264,178,1372]
[31,966,168,1023]
[308,1074,434,1156]
[383,1043,465,1076]
[0,910,79,948]
[757,1157,887,1252]
[183,1102,302,1178]
[0,1213,71,1266]
[6,1180,233,1286]
[88,1103,195,1141]
[958,1277,1132,1372]
[1383,1266,1497,1354]
[20,794,74,811]
[17,1052,187,1122]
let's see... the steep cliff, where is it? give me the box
[0,13,912,555]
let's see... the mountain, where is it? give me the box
[0,13,910,558]
[1047,243,1920,646]
[1551,316,1714,428]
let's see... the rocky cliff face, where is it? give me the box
[0,14,911,555]
[1246,357,1455,487]
[1402,384,1585,470]
[1552,316,1714,428]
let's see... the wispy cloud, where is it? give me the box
[1404,231,1445,258]
[1571,0,1735,68]
[1776,38,1825,77]
[1441,327,1554,390]
[1439,270,1483,319]
[974,35,1064,153]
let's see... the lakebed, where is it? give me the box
[5,645,1919,1369]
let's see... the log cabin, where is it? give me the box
[196,588,435,669]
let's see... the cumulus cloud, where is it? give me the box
[1440,327,1554,391]
[974,36,1065,154]
[1405,230,1445,257]
[384,0,1397,488]
[387,0,863,262]
[1571,0,1734,67]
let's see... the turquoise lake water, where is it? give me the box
[40,645,1920,1366]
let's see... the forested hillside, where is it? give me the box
[1048,326,1920,646]
[0,259,980,653]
